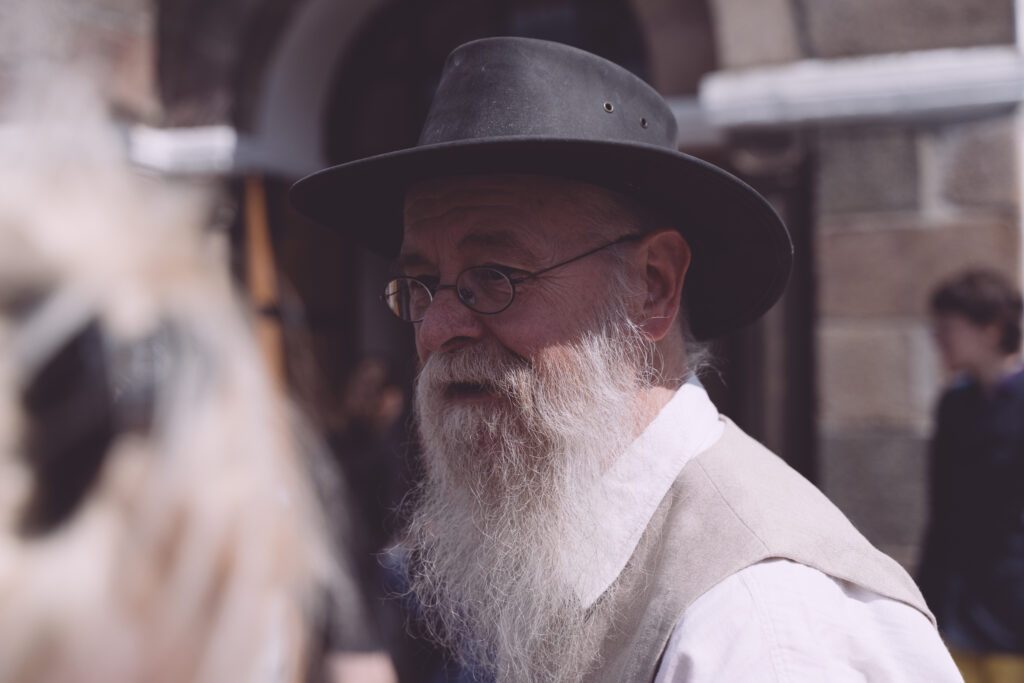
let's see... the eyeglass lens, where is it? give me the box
[383,267,515,322]
[458,267,514,313]
[383,278,431,321]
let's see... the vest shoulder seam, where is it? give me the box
[693,457,771,554]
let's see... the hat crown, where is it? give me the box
[419,37,677,150]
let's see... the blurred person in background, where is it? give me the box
[292,37,960,683]
[920,269,1024,683]
[317,357,407,683]
[0,108,353,682]
[274,288,407,681]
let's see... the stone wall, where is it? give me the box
[799,0,1015,58]
[814,116,1020,568]
[708,0,801,68]
[708,0,1014,68]
[707,0,1023,571]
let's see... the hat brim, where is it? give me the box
[289,137,793,340]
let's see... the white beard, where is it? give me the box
[405,313,656,682]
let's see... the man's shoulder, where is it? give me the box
[666,419,932,624]
[684,420,876,542]
[585,422,938,683]
[681,418,849,542]
[655,559,960,683]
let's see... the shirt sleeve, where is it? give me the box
[653,559,963,683]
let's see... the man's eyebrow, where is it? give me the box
[395,230,542,272]
[395,251,432,272]
[393,229,544,272]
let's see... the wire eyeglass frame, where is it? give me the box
[382,232,644,323]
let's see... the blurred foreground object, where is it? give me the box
[920,269,1024,680]
[0,115,339,682]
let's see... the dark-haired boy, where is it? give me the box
[921,269,1024,682]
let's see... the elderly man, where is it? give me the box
[293,38,960,682]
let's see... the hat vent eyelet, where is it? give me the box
[603,101,614,113]
[640,117,648,129]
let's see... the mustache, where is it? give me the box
[417,344,530,395]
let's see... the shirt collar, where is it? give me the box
[557,376,724,608]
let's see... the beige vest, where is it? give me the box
[584,419,933,683]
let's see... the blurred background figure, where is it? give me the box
[0,1,401,681]
[0,112,352,682]
[920,269,1024,683]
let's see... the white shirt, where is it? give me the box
[565,380,963,682]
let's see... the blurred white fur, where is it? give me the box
[0,104,338,682]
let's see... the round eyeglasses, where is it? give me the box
[382,233,643,323]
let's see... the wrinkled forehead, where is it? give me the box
[401,174,607,259]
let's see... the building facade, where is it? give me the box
[15,0,1023,572]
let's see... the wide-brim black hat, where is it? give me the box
[291,37,792,340]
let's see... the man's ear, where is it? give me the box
[639,229,691,342]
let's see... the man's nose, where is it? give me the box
[416,287,484,358]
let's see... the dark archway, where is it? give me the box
[325,0,648,164]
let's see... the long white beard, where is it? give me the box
[406,314,656,682]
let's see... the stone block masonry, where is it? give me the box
[707,0,801,69]
[819,432,930,571]
[812,111,1021,572]
[816,127,919,215]
[800,0,1014,59]
[934,114,1020,211]
[817,216,1018,319]
[818,322,939,436]
[705,0,1023,574]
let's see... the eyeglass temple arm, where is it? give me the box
[510,233,644,284]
